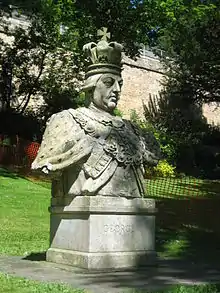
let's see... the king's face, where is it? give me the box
[93,73,123,113]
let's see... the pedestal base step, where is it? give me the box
[47,248,157,270]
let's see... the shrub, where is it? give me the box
[130,109,178,164]
[114,108,123,117]
[146,159,176,178]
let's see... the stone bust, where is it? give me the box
[31,36,161,198]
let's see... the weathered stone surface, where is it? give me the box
[47,249,156,270]
[32,106,160,198]
[31,38,161,198]
[31,34,159,270]
[47,196,156,270]
[50,195,156,213]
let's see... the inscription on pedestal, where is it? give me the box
[104,224,134,234]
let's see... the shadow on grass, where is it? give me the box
[146,178,220,199]
[0,166,51,189]
[156,198,220,264]
[0,167,19,179]
[23,251,46,261]
[177,180,220,198]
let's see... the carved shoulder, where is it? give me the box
[32,109,83,170]
[124,119,161,165]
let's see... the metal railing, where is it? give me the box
[139,45,166,59]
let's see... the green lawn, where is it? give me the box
[0,168,50,256]
[0,273,85,293]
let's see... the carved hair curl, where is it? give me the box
[81,74,103,106]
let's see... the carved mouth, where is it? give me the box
[109,95,118,103]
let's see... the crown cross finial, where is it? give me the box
[97,27,111,41]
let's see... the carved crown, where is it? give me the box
[83,39,123,78]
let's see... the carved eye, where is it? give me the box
[102,77,114,88]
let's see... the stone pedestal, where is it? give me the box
[46,196,157,270]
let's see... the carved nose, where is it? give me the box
[113,81,121,93]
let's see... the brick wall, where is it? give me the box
[119,55,220,126]
[119,55,165,118]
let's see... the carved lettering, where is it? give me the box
[104,224,134,234]
[115,224,120,232]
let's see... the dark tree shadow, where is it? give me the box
[143,91,220,179]
[0,167,19,179]
[142,89,220,270]
[146,177,220,199]
[176,180,220,198]
[0,111,42,142]
[156,197,220,265]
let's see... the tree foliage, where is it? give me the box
[141,0,220,178]
[157,0,220,103]
[0,1,82,122]
[0,0,162,123]
[75,0,160,56]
